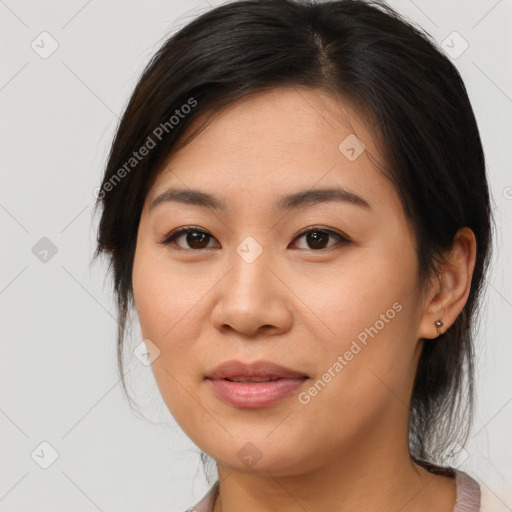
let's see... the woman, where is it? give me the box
[93,0,494,510]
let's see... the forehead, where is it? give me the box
[146,86,393,213]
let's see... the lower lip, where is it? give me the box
[208,378,308,408]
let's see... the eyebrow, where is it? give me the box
[149,186,371,212]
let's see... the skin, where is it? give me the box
[132,86,476,512]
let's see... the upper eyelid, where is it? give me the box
[294,226,348,239]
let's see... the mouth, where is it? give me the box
[206,359,309,381]
[206,360,309,408]
[224,376,285,382]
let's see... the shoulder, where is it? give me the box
[479,480,510,512]
[178,481,220,512]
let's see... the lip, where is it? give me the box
[206,360,309,380]
[206,360,309,408]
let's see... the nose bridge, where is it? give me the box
[229,234,270,300]
[235,234,266,267]
[209,233,292,336]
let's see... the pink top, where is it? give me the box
[453,470,481,511]
[183,469,482,512]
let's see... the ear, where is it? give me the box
[417,227,477,340]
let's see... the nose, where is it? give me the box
[209,243,293,338]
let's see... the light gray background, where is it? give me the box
[1,0,511,510]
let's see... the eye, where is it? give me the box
[158,226,219,250]
[290,227,351,250]
[159,226,351,251]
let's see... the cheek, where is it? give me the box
[133,241,201,341]
[298,240,420,404]
[301,244,416,345]
[132,241,212,398]
[132,254,202,426]
[291,298,417,459]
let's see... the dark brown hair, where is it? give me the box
[93,0,492,475]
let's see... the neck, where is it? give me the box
[211,427,456,512]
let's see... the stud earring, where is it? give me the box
[434,319,445,336]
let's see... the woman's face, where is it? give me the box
[132,86,430,476]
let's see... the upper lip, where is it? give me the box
[206,360,309,380]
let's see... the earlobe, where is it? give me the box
[417,227,477,340]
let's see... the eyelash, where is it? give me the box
[158,225,352,251]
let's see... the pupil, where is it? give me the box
[307,231,327,249]
[188,232,208,249]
